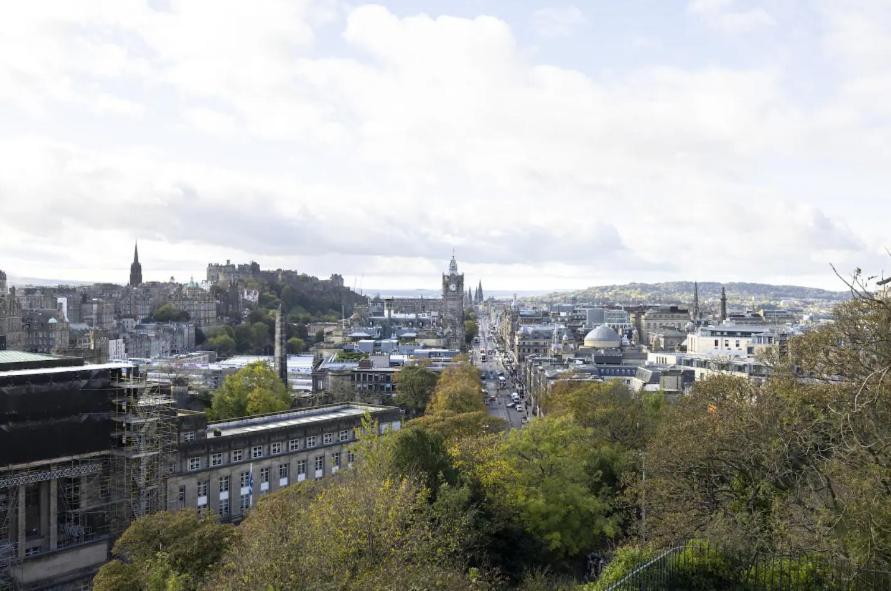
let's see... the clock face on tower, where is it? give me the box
[449,283,457,292]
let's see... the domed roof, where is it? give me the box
[583,324,621,348]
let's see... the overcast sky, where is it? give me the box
[1,1,889,291]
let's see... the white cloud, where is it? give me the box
[531,5,586,39]
[688,0,775,34]
[0,2,888,290]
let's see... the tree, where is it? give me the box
[477,416,622,559]
[208,361,291,420]
[411,409,505,442]
[205,439,490,590]
[464,319,479,345]
[543,381,664,450]
[205,333,235,358]
[152,303,190,322]
[394,365,438,417]
[427,363,485,415]
[93,511,236,591]
[287,337,305,353]
[388,426,458,495]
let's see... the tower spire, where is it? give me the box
[129,241,143,286]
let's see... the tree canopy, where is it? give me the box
[93,511,237,591]
[393,364,438,417]
[208,361,291,420]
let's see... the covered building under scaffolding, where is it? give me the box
[0,351,174,591]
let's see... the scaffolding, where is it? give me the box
[0,457,110,590]
[110,372,176,531]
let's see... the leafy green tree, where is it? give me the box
[208,361,291,420]
[233,324,253,354]
[206,439,489,590]
[464,319,479,345]
[205,334,235,358]
[479,416,621,559]
[543,381,664,450]
[93,511,236,591]
[388,426,458,494]
[250,321,270,352]
[287,336,305,353]
[427,363,485,415]
[152,303,190,322]
[394,364,438,417]
[411,409,505,442]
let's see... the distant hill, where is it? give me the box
[536,281,849,306]
[7,275,91,287]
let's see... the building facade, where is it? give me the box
[441,255,465,350]
[167,404,402,521]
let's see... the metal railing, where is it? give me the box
[603,541,891,591]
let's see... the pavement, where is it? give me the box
[473,322,526,430]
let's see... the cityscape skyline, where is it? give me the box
[2,1,890,290]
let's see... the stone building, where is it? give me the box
[441,255,465,350]
[21,309,69,354]
[1,353,402,588]
[637,305,690,346]
[167,404,402,522]
[0,271,24,351]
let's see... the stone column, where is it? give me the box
[48,479,58,550]
[16,485,25,559]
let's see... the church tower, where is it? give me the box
[129,242,143,286]
[442,254,465,350]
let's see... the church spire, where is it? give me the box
[448,252,458,275]
[129,241,143,287]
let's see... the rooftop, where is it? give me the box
[0,361,130,378]
[0,350,86,373]
[208,403,394,437]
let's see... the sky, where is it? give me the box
[0,0,889,291]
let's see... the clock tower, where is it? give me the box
[442,254,465,350]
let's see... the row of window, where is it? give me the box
[178,451,356,513]
[186,430,353,471]
[712,339,742,348]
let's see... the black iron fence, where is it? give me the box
[602,540,891,591]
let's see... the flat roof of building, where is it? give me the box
[0,361,131,378]
[0,351,61,365]
[207,403,395,437]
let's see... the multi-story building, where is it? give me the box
[0,272,24,351]
[685,323,794,358]
[637,305,690,345]
[441,256,465,350]
[123,322,195,359]
[1,352,401,588]
[514,324,565,361]
[80,299,115,330]
[167,286,217,328]
[0,355,174,590]
[21,309,69,354]
[166,404,402,521]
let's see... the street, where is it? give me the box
[472,318,526,430]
